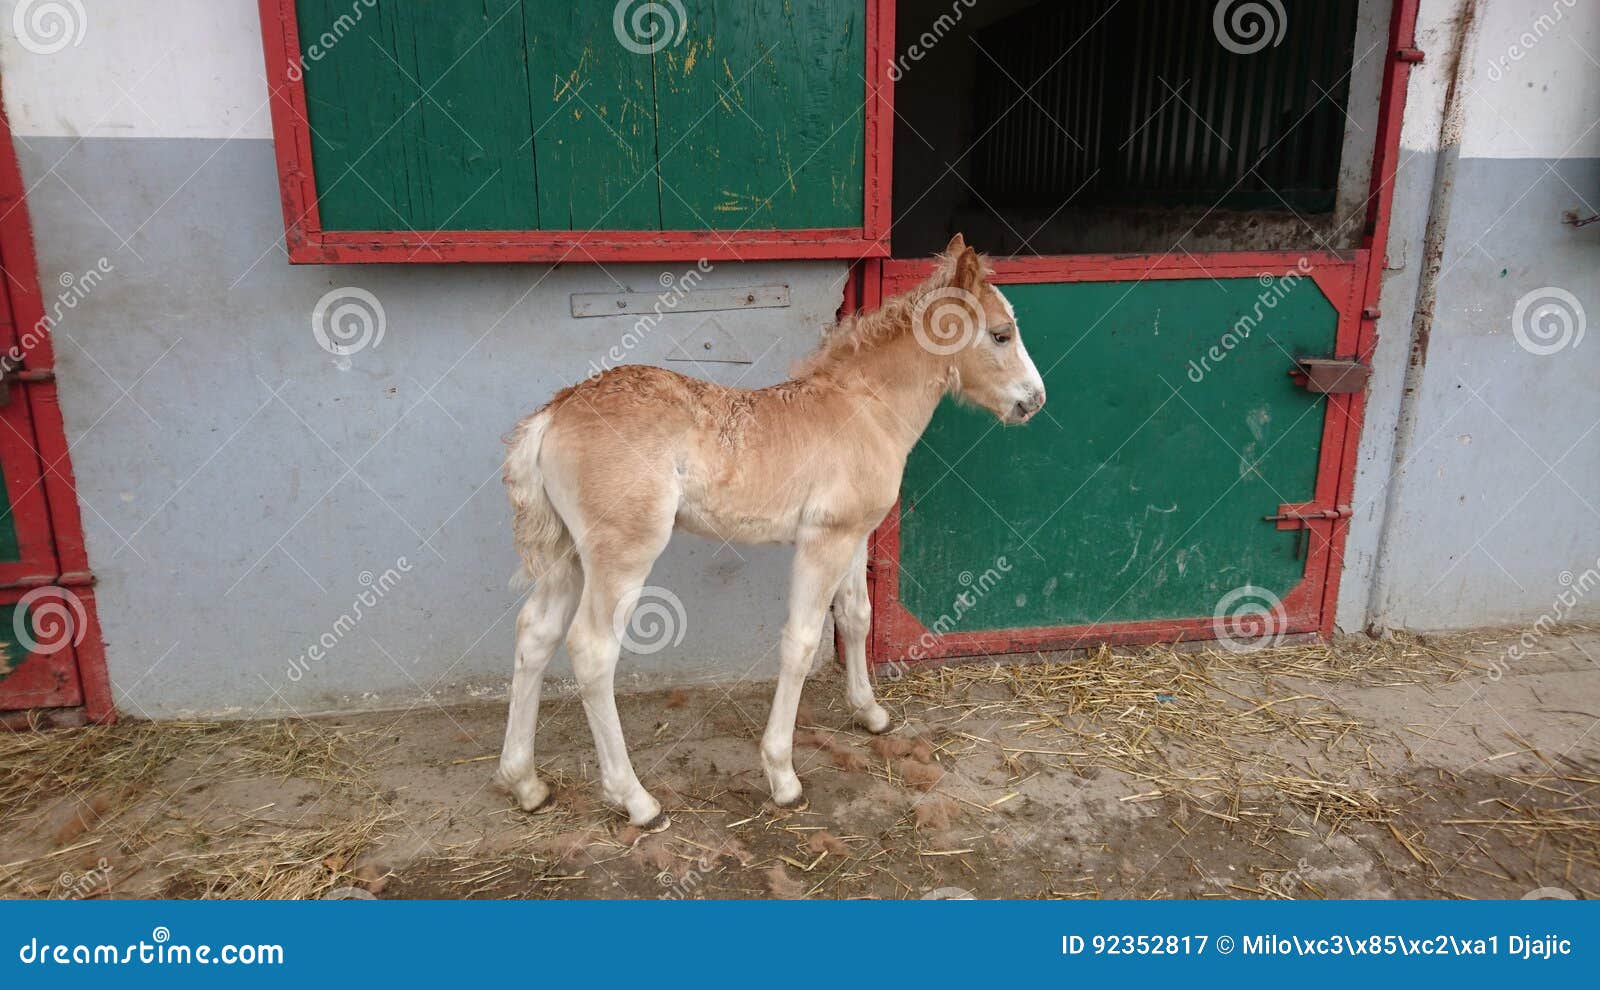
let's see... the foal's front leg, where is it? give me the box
[832,537,891,734]
[762,527,860,807]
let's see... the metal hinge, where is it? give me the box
[0,356,55,406]
[0,570,96,591]
[1290,358,1370,395]
[1395,47,1425,63]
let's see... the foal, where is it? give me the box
[498,235,1045,830]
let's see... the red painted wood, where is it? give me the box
[0,84,112,720]
[1318,0,1422,638]
[257,0,896,265]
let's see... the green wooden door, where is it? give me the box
[874,257,1358,661]
[294,0,866,232]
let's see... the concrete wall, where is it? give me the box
[0,0,1594,717]
[0,0,847,718]
[1337,0,1600,632]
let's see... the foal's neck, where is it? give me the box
[833,331,953,453]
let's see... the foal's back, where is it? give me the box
[533,365,891,550]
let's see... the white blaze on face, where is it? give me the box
[997,290,1046,413]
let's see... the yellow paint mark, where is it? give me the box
[683,41,699,75]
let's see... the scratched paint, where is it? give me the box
[296,0,865,233]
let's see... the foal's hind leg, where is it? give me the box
[496,553,582,811]
[566,550,671,830]
[832,537,890,734]
[762,527,861,807]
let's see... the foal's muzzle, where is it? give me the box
[1011,387,1046,423]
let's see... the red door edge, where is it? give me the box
[0,86,114,723]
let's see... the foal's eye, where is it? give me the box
[990,330,1013,345]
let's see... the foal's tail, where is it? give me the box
[503,405,572,592]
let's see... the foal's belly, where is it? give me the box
[673,489,800,545]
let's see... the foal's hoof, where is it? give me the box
[526,789,558,814]
[773,794,809,813]
[639,810,672,834]
[855,704,893,735]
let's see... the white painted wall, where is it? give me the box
[0,0,272,139]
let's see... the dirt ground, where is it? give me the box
[3,627,1597,900]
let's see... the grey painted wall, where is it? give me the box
[21,136,849,718]
[1348,155,1600,630]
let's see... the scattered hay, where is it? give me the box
[875,636,1486,854]
[535,827,601,865]
[162,802,397,899]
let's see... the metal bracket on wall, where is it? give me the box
[0,362,54,406]
[1290,358,1371,394]
[0,570,97,591]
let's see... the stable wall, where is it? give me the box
[1337,0,1600,632]
[1,0,1595,717]
[0,0,846,717]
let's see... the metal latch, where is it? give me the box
[1264,504,1352,559]
[0,358,54,406]
[1290,358,1370,395]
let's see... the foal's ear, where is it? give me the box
[943,232,967,255]
[951,243,983,294]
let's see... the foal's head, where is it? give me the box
[914,235,1047,424]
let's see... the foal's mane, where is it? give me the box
[795,247,982,378]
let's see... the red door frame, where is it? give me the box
[256,0,895,264]
[0,89,114,722]
[863,0,1422,664]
